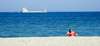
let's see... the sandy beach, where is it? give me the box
[0,36,100,46]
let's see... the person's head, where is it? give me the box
[69,29,73,32]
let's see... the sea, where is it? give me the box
[0,12,100,37]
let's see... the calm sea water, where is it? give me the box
[0,12,100,37]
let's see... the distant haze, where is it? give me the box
[0,0,100,12]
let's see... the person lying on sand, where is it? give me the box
[66,29,78,37]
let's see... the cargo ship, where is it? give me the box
[21,7,47,13]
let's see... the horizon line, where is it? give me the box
[0,11,100,13]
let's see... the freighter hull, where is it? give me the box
[22,11,47,13]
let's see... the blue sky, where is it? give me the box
[0,0,100,12]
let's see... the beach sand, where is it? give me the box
[0,36,100,46]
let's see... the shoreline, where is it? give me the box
[0,36,100,46]
[0,36,100,38]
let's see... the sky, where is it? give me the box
[0,0,100,12]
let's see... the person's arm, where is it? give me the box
[74,33,78,37]
[66,32,69,36]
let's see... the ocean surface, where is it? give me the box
[0,12,100,37]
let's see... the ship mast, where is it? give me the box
[44,7,46,10]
